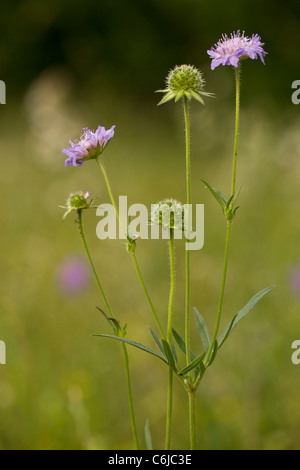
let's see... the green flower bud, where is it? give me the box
[168,64,204,94]
[156,64,214,105]
[124,236,138,254]
[60,190,92,220]
[68,191,91,210]
[151,198,184,231]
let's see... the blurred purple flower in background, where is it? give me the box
[62,125,115,167]
[289,265,300,296]
[56,255,90,296]
[207,31,267,70]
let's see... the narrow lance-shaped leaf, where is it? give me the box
[161,339,177,372]
[194,360,206,383]
[225,194,234,210]
[201,179,227,211]
[147,326,165,356]
[96,306,116,330]
[178,352,205,376]
[93,334,168,364]
[206,339,218,367]
[193,307,211,353]
[156,91,176,106]
[144,419,153,451]
[218,286,275,348]
[172,328,197,361]
[233,185,242,205]
[171,340,179,368]
[172,328,201,377]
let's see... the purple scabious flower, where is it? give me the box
[62,125,115,167]
[207,31,267,70]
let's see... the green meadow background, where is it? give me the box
[0,0,299,449]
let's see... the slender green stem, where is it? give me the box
[189,390,196,450]
[230,65,240,205]
[167,231,175,345]
[203,220,232,367]
[165,367,173,450]
[131,253,166,340]
[77,209,139,449]
[183,96,191,369]
[165,230,175,450]
[203,65,240,368]
[96,158,125,234]
[77,210,114,318]
[122,341,140,450]
[96,158,165,339]
[183,96,196,451]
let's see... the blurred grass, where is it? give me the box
[0,66,300,450]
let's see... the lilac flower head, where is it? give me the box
[207,31,267,70]
[62,125,115,167]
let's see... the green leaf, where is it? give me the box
[200,91,216,99]
[161,339,178,372]
[178,352,205,376]
[225,194,234,209]
[201,180,227,211]
[193,307,211,353]
[157,91,176,105]
[233,185,242,205]
[218,286,275,348]
[207,339,218,366]
[96,306,120,332]
[144,419,153,450]
[174,89,185,102]
[147,326,165,357]
[172,328,197,361]
[172,328,186,354]
[194,359,206,382]
[93,334,168,364]
[172,329,202,377]
[215,189,229,205]
[191,90,205,105]
[171,340,179,367]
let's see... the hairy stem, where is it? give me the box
[230,65,240,206]
[78,210,114,318]
[122,341,140,450]
[183,96,196,450]
[131,253,166,340]
[165,230,175,449]
[203,65,240,367]
[96,158,165,339]
[188,389,196,450]
[183,96,191,369]
[203,220,232,367]
[77,209,139,449]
